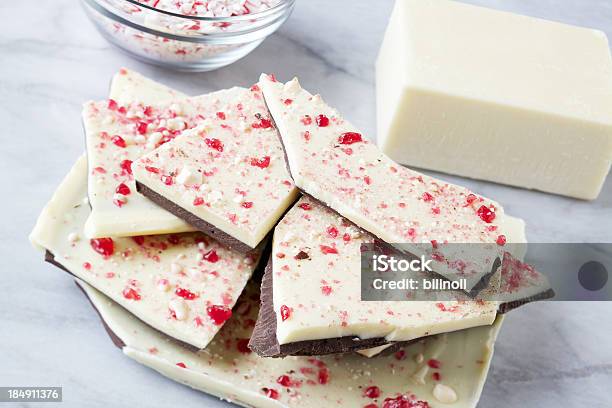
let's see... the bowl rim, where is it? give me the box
[118,0,295,21]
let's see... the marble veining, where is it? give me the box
[1,0,611,407]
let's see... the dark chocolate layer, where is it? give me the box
[498,288,555,314]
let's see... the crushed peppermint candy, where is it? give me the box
[135,0,282,17]
[89,0,283,69]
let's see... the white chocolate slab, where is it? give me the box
[30,156,259,349]
[133,85,298,249]
[260,74,505,290]
[377,0,612,200]
[79,278,505,408]
[272,196,498,345]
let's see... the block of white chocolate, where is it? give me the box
[78,278,505,408]
[133,84,298,252]
[30,156,259,349]
[260,74,506,291]
[377,0,612,200]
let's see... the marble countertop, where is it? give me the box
[2,0,611,406]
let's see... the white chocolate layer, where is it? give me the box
[79,279,504,408]
[260,74,505,290]
[133,85,297,249]
[377,0,612,200]
[30,156,258,349]
[272,197,498,345]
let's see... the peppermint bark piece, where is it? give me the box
[260,74,506,291]
[356,215,551,358]
[84,91,242,239]
[79,278,505,408]
[84,70,198,238]
[133,85,297,252]
[249,197,498,357]
[30,156,260,349]
[249,197,552,357]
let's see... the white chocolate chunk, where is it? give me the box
[355,343,393,358]
[433,383,459,404]
[168,299,189,321]
[29,156,259,349]
[377,0,612,200]
[260,74,505,290]
[78,279,505,408]
[175,165,202,186]
[133,85,297,249]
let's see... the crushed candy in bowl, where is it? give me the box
[81,0,295,71]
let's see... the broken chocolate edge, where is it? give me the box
[497,288,556,314]
[46,250,199,352]
[135,180,256,254]
[74,279,127,350]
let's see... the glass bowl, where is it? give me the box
[81,0,296,72]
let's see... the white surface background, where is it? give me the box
[1,0,611,407]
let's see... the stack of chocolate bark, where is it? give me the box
[30,69,552,407]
